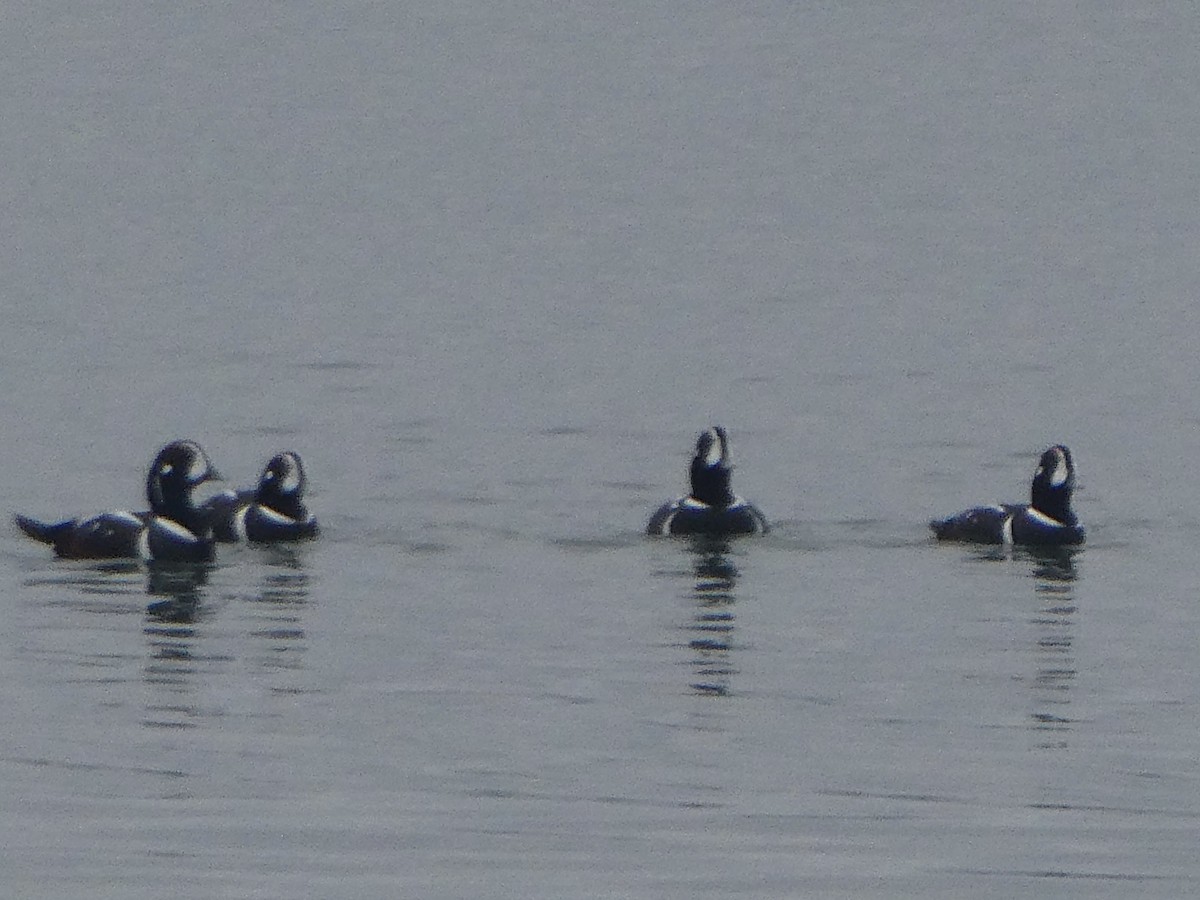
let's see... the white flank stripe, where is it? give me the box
[1001,515,1014,545]
[136,529,152,561]
[233,505,251,542]
[1026,508,1065,528]
[155,518,200,543]
[258,506,295,526]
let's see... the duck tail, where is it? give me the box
[15,514,71,545]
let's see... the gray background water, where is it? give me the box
[3,3,1199,897]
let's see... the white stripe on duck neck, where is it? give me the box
[1049,450,1069,488]
[702,431,723,468]
[279,457,302,493]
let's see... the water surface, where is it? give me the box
[3,2,1200,897]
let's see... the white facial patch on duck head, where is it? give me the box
[698,427,731,469]
[278,455,302,493]
[1049,448,1070,488]
[698,430,723,468]
[185,444,212,483]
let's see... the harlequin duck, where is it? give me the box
[14,440,221,562]
[204,451,318,543]
[930,444,1084,546]
[647,426,769,536]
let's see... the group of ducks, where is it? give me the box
[15,440,318,563]
[647,426,1084,546]
[13,425,1083,564]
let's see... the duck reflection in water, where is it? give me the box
[144,561,211,624]
[142,562,211,728]
[1024,547,1079,748]
[248,547,311,669]
[684,537,740,696]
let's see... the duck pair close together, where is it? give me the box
[647,426,1084,546]
[15,441,318,563]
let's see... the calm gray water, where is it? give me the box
[3,2,1200,897]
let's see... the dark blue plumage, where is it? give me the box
[647,426,769,536]
[14,440,221,562]
[930,444,1084,546]
[204,451,318,543]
